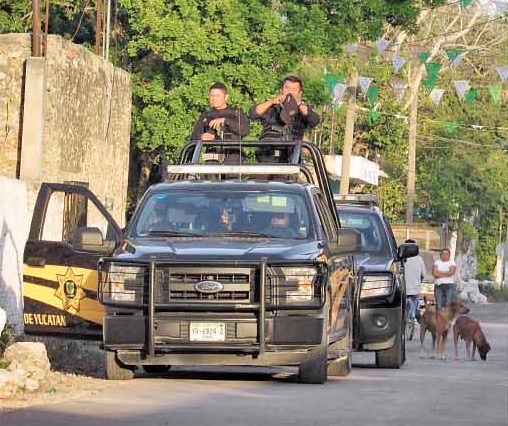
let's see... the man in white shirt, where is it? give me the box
[403,239,427,322]
[432,248,457,309]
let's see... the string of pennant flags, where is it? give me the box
[320,0,508,134]
[351,106,508,135]
[325,66,507,107]
[329,95,508,139]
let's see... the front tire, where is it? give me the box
[143,365,171,374]
[375,323,403,369]
[105,351,135,380]
[298,345,328,384]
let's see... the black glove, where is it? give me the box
[280,93,299,125]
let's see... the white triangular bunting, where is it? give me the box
[453,80,470,98]
[496,65,508,82]
[451,53,465,67]
[345,44,358,55]
[390,82,407,101]
[376,38,390,55]
[430,88,445,106]
[392,56,407,74]
[496,1,508,14]
[332,83,348,103]
[358,77,373,96]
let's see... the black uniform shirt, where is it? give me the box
[191,106,250,141]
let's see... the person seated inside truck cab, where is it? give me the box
[262,212,299,239]
[359,228,380,252]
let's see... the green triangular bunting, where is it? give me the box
[369,110,381,124]
[367,86,380,105]
[417,52,430,64]
[324,74,340,93]
[445,49,462,62]
[444,121,458,136]
[488,84,502,105]
[460,0,474,9]
[425,62,442,80]
[422,77,437,92]
[465,88,477,105]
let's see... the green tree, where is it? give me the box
[120,0,292,160]
[0,0,30,33]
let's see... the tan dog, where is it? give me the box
[420,301,470,359]
[453,315,490,361]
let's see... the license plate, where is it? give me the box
[189,322,226,342]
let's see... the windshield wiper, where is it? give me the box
[211,231,278,238]
[146,230,203,237]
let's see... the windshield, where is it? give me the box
[337,210,390,255]
[130,190,311,239]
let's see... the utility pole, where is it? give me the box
[32,0,42,57]
[95,0,103,56]
[43,0,49,56]
[406,78,418,224]
[105,0,112,60]
[339,71,357,195]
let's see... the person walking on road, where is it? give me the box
[403,239,426,323]
[432,248,457,310]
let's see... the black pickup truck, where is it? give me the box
[335,195,418,368]
[23,141,360,384]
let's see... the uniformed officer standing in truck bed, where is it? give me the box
[191,82,250,141]
[249,75,320,141]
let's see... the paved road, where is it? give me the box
[2,303,507,426]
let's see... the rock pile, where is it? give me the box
[0,342,51,399]
[459,279,489,304]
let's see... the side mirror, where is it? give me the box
[337,228,362,254]
[397,243,419,260]
[71,227,108,252]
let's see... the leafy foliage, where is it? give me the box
[2,0,504,277]
[121,0,291,159]
[0,0,30,33]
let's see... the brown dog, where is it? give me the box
[453,315,490,361]
[420,301,470,359]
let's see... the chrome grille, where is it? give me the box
[155,267,252,303]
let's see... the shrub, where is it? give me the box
[0,324,16,359]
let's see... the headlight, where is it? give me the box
[361,275,393,298]
[280,266,317,303]
[100,263,146,303]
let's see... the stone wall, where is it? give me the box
[0,34,30,178]
[0,34,131,227]
[0,34,131,333]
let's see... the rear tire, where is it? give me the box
[105,351,135,380]
[298,345,328,384]
[375,324,403,369]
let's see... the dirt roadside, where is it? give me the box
[0,337,125,414]
[0,371,123,414]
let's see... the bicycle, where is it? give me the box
[405,295,420,341]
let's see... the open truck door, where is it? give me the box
[23,183,122,338]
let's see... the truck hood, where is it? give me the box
[114,237,322,262]
[354,252,394,272]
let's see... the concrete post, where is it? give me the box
[19,57,46,181]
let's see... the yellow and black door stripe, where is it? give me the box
[23,264,104,337]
